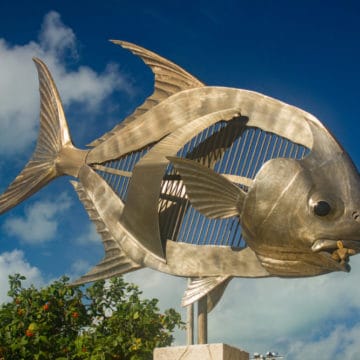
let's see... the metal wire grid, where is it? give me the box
[160,121,309,248]
[95,119,309,249]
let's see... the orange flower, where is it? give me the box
[17,308,24,316]
[43,303,50,311]
[71,312,79,318]
[25,330,34,337]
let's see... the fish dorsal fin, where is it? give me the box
[114,40,204,113]
[70,178,141,285]
[182,276,232,312]
[168,157,246,219]
[89,40,204,147]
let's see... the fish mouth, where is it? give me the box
[311,239,360,272]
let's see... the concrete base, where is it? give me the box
[153,343,249,360]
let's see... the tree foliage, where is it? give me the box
[0,274,183,360]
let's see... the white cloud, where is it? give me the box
[0,249,44,304]
[0,39,42,154]
[57,63,125,111]
[3,192,72,243]
[76,223,102,245]
[70,259,94,281]
[288,324,360,360]
[38,11,77,59]
[0,11,130,156]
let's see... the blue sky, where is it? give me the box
[0,1,360,359]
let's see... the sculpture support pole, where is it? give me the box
[186,279,194,345]
[186,302,194,345]
[197,296,208,344]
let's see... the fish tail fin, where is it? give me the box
[0,58,87,214]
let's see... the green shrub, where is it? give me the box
[0,274,183,360]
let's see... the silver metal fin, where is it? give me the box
[168,157,246,219]
[70,179,141,285]
[182,276,231,312]
[0,58,86,214]
[206,277,232,312]
[88,40,204,147]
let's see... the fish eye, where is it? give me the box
[313,201,332,216]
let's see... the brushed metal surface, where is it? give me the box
[1,41,360,313]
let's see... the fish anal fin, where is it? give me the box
[70,179,141,285]
[89,41,204,147]
[71,254,141,286]
[182,276,232,313]
[168,157,246,219]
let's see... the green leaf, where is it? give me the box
[39,335,49,344]
[133,311,140,320]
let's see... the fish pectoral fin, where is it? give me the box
[182,276,232,313]
[167,157,246,219]
[206,277,233,312]
[70,179,141,285]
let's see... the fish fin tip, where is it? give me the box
[71,254,142,286]
[69,180,78,187]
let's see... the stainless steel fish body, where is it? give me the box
[1,41,360,309]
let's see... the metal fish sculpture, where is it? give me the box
[1,41,360,310]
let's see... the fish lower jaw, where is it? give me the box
[311,239,359,271]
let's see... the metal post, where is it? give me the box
[197,296,208,344]
[186,302,194,345]
[186,279,194,345]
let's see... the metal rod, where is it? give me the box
[186,279,194,345]
[197,296,208,344]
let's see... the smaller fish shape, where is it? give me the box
[1,41,360,310]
